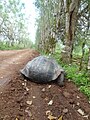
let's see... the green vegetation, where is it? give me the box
[64,64,90,98]
[0,0,32,49]
[52,47,90,99]
[0,42,22,50]
[0,41,34,50]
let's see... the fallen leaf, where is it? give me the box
[83,115,89,119]
[63,108,68,113]
[26,100,32,105]
[77,102,80,106]
[24,79,27,82]
[26,87,29,91]
[77,109,85,116]
[44,97,49,101]
[22,83,24,86]
[48,85,51,88]
[33,96,36,99]
[24,82,26,87]
[72,104,75,108]
[48,115,57,120]
[48,100,53,105]
[58,116,63,120]
[42,88,45,92]
[77,96,80,99]
[15,118,18,120]
[46,110,52,116]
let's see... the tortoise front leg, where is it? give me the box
[57,72,65,87]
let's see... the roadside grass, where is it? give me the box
[0,45,24,50]
[53,50,90,99]
[0,42,24,50]
[0,42,34,50]
[63,64,90,99]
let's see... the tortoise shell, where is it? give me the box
[20,56,64,83]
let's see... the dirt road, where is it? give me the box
[0,49,38,89]
[0,49,90,120]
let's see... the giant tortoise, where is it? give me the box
[20,55,66,86]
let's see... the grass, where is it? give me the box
[0,42,34,50]
[0,45,23,50]
[0,42,24,50]
[52,50,90,99]
[64,64,90,99]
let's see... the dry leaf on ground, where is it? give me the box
[63,108,68,113]
[58,116,63,120]
[77,109,85,116]
[46,110,52,116]
[42,88,45,92]
[26,100,33,105]
[26,87,29,91]
[48,85,51,88]
[48,115,57,120]
[15,118,18,120]
[48,100,53,105]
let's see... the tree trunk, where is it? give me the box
[61,0,80,63]
[79,41,86,71]
[87,48,90,80]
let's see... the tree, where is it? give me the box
[35,0,64,54]
[35,0,90,66]
[61,0,80,63]
[0,0,32,47]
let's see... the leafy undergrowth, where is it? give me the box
[0,43,24,50]
[63,64,90,99]
[53,51,90,100]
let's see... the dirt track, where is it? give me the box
[0,49,90,120]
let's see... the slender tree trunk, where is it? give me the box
[79,40,86,71]
[61,0,80,63]
[87,48,90,70]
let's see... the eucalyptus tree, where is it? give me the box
[35,0,64,54]
[61,0,80,63]
[35,0,90,66]
[61,0,90,64]
[71,0,90,71]
[0,0,31,47]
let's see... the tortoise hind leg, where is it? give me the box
[57,72,65,87]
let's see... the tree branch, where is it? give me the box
[78,5,89,19]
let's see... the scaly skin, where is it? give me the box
[57,72,65,87]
